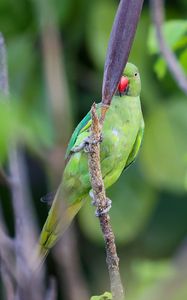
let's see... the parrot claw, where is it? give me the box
[90,191,112,216]
[91,133,103,145]
[71,135,103,154]
[84,134,103,153]
[94,198,112,217]
[70,137,90,154]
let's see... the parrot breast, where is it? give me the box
[62,94,143,204]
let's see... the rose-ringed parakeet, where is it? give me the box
[39,62,144,261]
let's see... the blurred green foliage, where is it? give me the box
[148,20,187,78]
[0,97,53,162]
[0,0,187,299]
[90,292,112,300]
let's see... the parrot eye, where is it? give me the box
[134,72,138,76]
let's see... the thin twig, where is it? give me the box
[88,103,124,300]
[150,0,187,94]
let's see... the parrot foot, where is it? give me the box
[95,198,112,217]
[84,134,103,153]
[70,137,90,154]
[71,135,103,154]
[91,197,112,217]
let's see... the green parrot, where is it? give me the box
[39,62,144,262]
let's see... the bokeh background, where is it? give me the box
[0,0,187,299]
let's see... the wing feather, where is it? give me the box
[65,110,92,159]
[65,104,101,159]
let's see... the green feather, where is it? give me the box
[65,104,101,159]
[39,62,144,262]
[125,125,144,169]
[65,110,91,159]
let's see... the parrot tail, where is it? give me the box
[35,190,84,270]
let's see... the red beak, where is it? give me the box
[118,76,129,93]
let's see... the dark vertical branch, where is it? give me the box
[102,0,144,105]
[150,0,187,94]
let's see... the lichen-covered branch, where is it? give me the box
[87,1,145,298]
[88,103,124,300]
[150,0,187,95]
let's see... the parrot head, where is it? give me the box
[117,63,141,97]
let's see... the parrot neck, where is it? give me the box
[110,94,142,122]
[112,94,140,109]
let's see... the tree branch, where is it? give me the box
[150,0,187,94]
[88,103,124,300]
[102,0,144,105]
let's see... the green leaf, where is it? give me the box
[7,35,36,94]
[126,260,175,300]
[179,48,187,74]
[184,169,187,190]
[140,99,187,192]
[90,292,112,300]
[0,98,53,162]
[86,0,116,70]
[154,58,167,79]
[148,20,187,54]
[132,260,174,283]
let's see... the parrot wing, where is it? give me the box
[65,110,92,159]
[38,105,100,263]
[125,124,144,170]
[65,103,101,160]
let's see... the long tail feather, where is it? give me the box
[38,192,83,266]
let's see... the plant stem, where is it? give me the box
[88,103,124,300]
